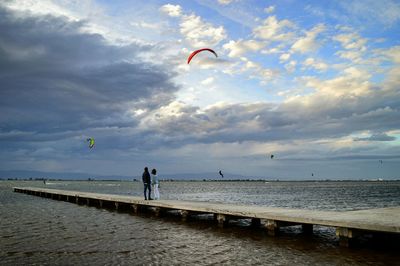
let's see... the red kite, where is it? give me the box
[187,48,218,64]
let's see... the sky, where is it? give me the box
[1,0,400,180]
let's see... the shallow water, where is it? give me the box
[1,180,400,265]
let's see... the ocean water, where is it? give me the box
[1,180,400,265]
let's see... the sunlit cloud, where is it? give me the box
[160,4,182,17]
[291,24,326,54]
[161,4,227,48]
[253,16,295,42]
[264,6,275,14]
[223,39,265,57]
[302,57,328,71]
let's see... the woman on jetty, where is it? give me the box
[151,168,160,200]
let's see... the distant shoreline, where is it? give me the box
[1,178,399,182]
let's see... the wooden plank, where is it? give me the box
[13,187,400,234]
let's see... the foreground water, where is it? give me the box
[1,180,400,265]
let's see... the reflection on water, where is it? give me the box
[1,180,400,265]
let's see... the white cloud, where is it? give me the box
[3,0,82,20]
[201,77,215,85]
[180,14,226,47]
[264,6,275,14]
[333,32,367,51]
[335,50,364,63]
[303,57,328,71]
[284,60,297,73]
[291,24,326,54]
[377,45,400,64]
[243,59,258,70]
[224,57,279,85]
[140,101,191,130]
[161,4,227,48]
[223,39,265,57]
[253,16,295,42]
[217,0,236,5]
[130,21,161,30]
[301,66,372,97]
[332,30,369,64]
[242,58,277,84]
[261,47,282,54]
[160,4,182,17]
[279,53,291,62]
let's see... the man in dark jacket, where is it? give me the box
[142,167,152,200]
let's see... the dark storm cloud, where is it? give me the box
[0,5,178,142]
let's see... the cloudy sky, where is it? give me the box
[1,0,399,179]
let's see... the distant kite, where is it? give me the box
[87,137,95,149]
[270,154,274,159]
[187,48,218,64]
[219,170,224,178]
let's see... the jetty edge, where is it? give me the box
[13,186,400,247]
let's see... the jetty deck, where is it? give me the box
[13,187,400,247]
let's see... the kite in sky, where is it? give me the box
[87,137,95,149]
[187,48,218,64]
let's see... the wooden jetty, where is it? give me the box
[13,187,400,247]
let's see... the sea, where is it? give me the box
[1,180,400,265]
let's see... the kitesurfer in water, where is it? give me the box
[151,168,160,200]
[142,167,152,200]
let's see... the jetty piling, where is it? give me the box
[13,187,400,247]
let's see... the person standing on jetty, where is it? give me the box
[142,167,152,200]
[151,168,160,200]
